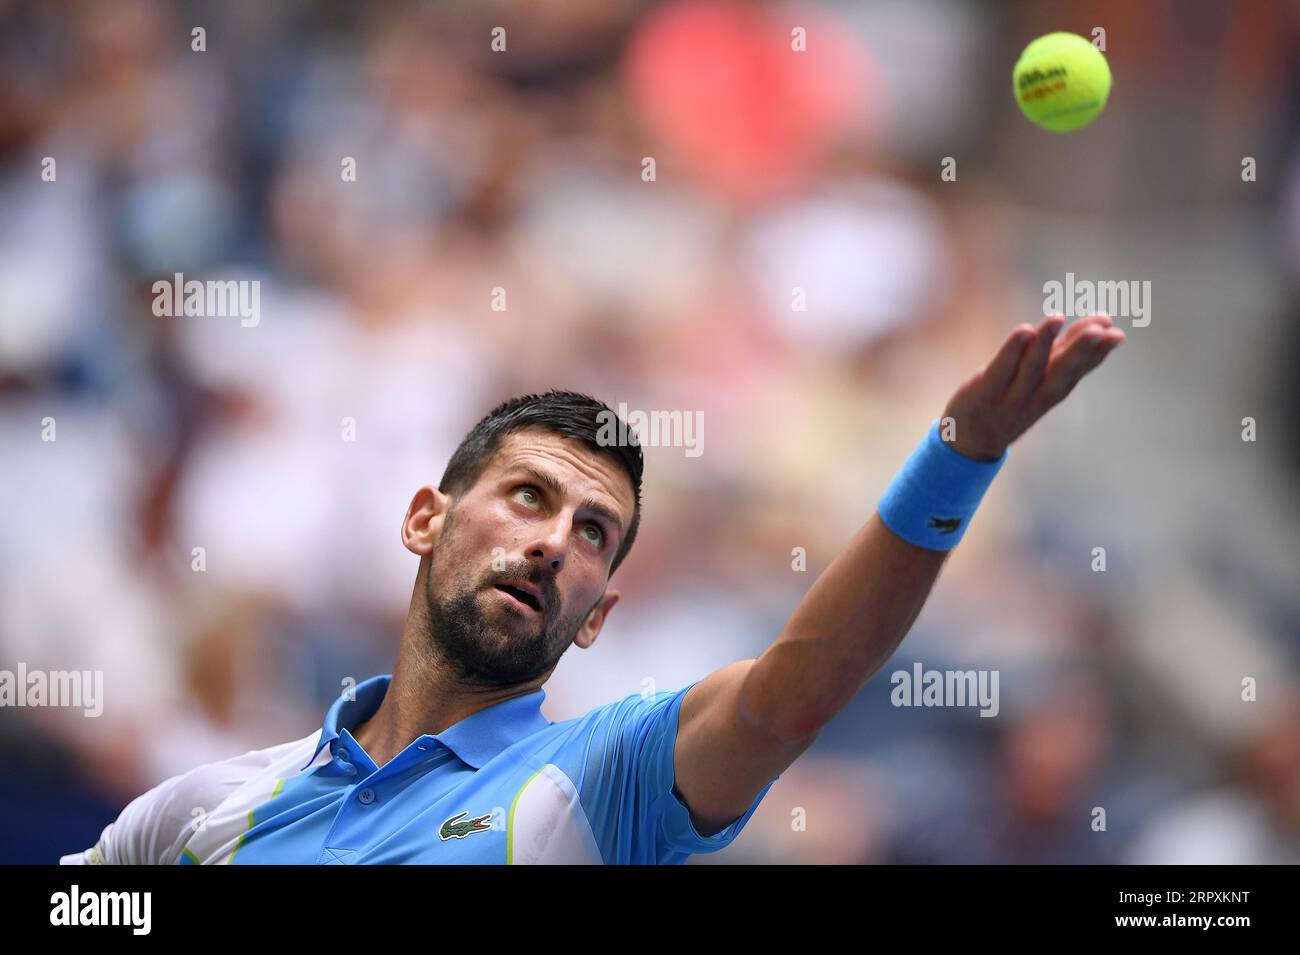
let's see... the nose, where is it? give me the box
[526,512,570,573]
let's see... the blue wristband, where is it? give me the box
[877,420,1007,550]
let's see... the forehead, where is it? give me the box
[487,428,636,518]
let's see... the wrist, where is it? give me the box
[946,438,1007,463]
[876,420,1007,550]
[938,410,1008,462]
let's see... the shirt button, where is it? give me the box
[358,788,376,805]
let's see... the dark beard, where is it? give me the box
[423,582,572,685]
[422,512,596,686]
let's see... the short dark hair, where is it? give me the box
[438,390,644,575]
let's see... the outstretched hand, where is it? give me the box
[943,313,1125,461]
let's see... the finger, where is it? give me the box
[1036,328,1123,408]
[984,323,1038,391]
[1067,333,1123,385]
[1054,312,1111,354]
[1042,327,1107,398]
[1005,315,1065,403]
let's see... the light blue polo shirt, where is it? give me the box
[158,674,777,865]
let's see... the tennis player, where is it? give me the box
[61,313,1123,864]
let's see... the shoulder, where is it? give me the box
[549,686,697,807]
[551,685,694,758]
[63,731,319,865]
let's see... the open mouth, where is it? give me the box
[494,583,543,613]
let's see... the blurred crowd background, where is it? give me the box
[2,0,1299,864]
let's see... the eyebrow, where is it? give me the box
[505,465,626,543]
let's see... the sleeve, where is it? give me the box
[582,682,779,863]
[58,760,246,865]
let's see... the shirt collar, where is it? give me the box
[302,674,551,771]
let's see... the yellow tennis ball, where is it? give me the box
[1013,32,1112,133]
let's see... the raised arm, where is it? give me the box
[673,314,1125,835]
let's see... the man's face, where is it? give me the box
[415,428,636,686]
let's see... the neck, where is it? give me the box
[352,602,544,768]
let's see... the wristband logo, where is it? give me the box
[927,516,963,535]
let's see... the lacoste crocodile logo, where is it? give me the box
[439,810,493,841]
[928,516,963,535]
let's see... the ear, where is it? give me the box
[402,486,451,557]
[573,589,620,651]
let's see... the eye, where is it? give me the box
[581,523,605,548]
[513,485,541,508]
